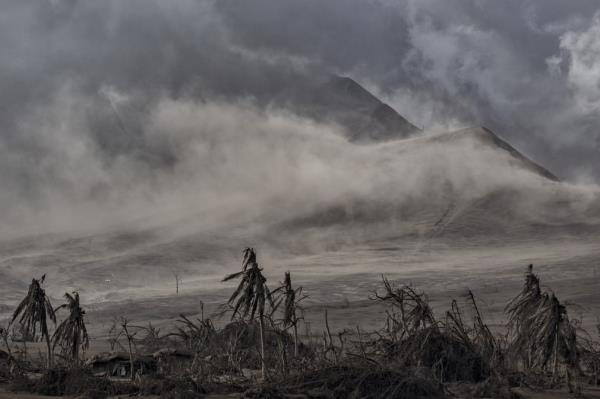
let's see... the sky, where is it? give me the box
[1,0,599,237]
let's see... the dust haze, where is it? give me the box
[3,83,597,240]
[1,0,600,336]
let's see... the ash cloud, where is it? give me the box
[0,0,599,238]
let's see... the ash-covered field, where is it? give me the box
[2,125,600,340]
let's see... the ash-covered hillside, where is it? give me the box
[275,75,421,142]
[0,82,598,307]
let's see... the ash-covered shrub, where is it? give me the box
[469,376,516,399]
[7,372,36,393]
[264,365,446,399]
[218,321,300,368]
[8,367,137,398]
[380,326,490,383]
[137,374,207,399]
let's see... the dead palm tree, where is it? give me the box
[466,290,497,364]
[374,275,437,335]
[10,275,56,368]
[506,265,578,380]
[222,248,274,380]
[273,272,307,357]
[506,264,542,368]
[529,292,577,375]
[52,292,89,365]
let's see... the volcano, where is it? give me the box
[275,75,421,142]
[0,78,599,335]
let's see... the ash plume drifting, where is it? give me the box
[0,0,599,239]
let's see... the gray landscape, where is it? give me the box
[0,1,600,398]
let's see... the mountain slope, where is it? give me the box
[432,127,558,181]
[274,126,596,243]
[276,75,421,142]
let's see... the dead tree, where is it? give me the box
[120,318,137,381]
